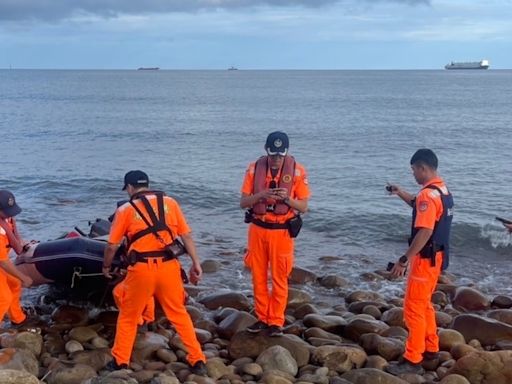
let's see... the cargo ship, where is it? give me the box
[445,60,489,70]
[137,67,160,71]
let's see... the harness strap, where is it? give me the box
[251,218,289,230]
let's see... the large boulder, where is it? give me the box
[256,345,298,376]
[47,364,98,384]
[447,350,512,384]
[381,308,405,328]
[346,291,384,304]
[289,267,317,284]
[229,331,311,367]
[13,332,43,357]
[217,310,257,339]
[198,291,251,311]
[311,345,367,373]
[451,314,512,346]
[69,326,99,343]
[341,368,408,383]
[438,329,466,351]
[344,318,389,341]
[303,314,347,333]
[487,309,512,326]
[359,333,404,361]
[287,288,312,308]
[452,287,491,312]
[51,305,89,326]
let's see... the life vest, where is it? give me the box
[410,184,454,270]
[252,155,296,215]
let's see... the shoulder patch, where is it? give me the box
[418,201,429,212]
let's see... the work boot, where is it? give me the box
[190,360,208,376]
[267,325,284,337]
[10,314,40,331]
[105,360,129,371]
[386,358,425,376]
[246,320,268,333]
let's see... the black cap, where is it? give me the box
[0,190,22,218]
[265,131,289,156]
[122,170,149,190]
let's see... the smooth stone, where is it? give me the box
[487,309,512,326]
[303,314,347,333]
[242,362,263,377]
[256,345,298,376]
[71,349,112,371]
[341,367,408,383]
[364,354,388,370]
[492,295,512,309]
[91,336,110,349]
[359,333,404,361]
[439,374,471,384]
[450,344,476,360]
[229,331,311,367]
[451,314,512,346]
[217,310,257,340]
[344,318,389,341]
[65,340,85,354]
[304,327,342,342]
[51,305,89,325]
[293,303,320,319]
[289,266,318,284]
[14,331,43,357]
[452,287,491,312]
[205,357,234,380]
[287,288,312,308]
[47,364,97,384]
[312,345,367,370]
[362,305,381,320]
[439,329,466,351]
[198,291,251,311]
[381,308,405,328]
[432,291,449,307]
[318,275,348,289]
[436,311,453,328]
[447,350,512,384]
[69,326,99,343]
[345,291,384,304]
[0,369,40,384]
[131,332,169,364]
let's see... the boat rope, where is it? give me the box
[71,267,104,288]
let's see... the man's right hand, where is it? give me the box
[21,275,33,288]
[386,183,400,195]
[102,266,113,279]
[505,223,512,233]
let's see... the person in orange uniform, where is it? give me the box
[240,132,310,337]
[0,190,33,327]
[386,149,454,375]
[103,171,206,375]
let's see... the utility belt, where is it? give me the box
[124,250,177,266]
[409,238,445,266]
[250,215,303,238]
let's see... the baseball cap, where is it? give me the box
[265,131,289,156]
[0,190,22,217]
[122,170,149,190]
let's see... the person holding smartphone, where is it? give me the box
[496,217,512,233]
[240,131,310,337]
[385,149,454,376]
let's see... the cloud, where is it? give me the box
[0,0,430,22]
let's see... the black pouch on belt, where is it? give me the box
[287,215,303,238]
[165,239,187,258]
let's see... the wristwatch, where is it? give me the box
[283,197,291,206]
[398,255,409,266]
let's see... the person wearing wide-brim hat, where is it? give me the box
[0,190,33,328]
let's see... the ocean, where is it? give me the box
[1,69,512,303]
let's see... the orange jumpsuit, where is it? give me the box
[404,177,447,363]
[108,194,205,366]
[241,160,310,327]
[0,220,26,325]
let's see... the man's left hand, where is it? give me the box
[390,260,408,277]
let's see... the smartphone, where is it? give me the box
[496,217,512,225]
[386,262,395,271]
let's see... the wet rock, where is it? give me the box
[450,344,477,360]
[303,314,347,333]
[71,349,112,371]
[217,310,257,339]
[51,305,89,326]
[362,305,381,320]
[195,329,212,344]
[0,348,39,376]
[198,291,251,311]
[47,363,97,384]
[381,326,408,340]
[447,350,512,384]
[44,333,66,354]
[201,260,222,273]
[287,288,312,308]
[432,291,449,307]
[297,373,329,384]
[14,331,43,357]
[364,355,388,370]
[439,329,465,351]
[0,369,40,384]
[293,303,320,319]
[229,331,311,367]
[436,311,453,328]
[452,287,491,312]
[487,309,512,326]
[318,275,348,289]
[91,336,110,349]
[242,362,263,377]
[439,374,471,384]
[131,331,169,364]
[151,375,180,384]
[344,318,389,341]
[66,340,85,354]
[341,367,408,383]
[256,345,298,376]
[359,333,404,361]
[310,346,351,373]
[348,301,390,314]
[451,314,512,346]
[381,308,405,328]
[492,295,512,309]
[261,370,294,384]
[289,266,318,284]
[345,291,383,304]
[304,327,342,342]
[69,326,99,343]
[204,357,234,379]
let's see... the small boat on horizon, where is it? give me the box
[137,67,160,71]
[445,60,489,70]
[228,66,238,71]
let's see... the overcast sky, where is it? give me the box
[1,0,510,69]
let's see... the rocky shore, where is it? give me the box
[1,262,512,384]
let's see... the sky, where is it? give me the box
[0,0,511,69]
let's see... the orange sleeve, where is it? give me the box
[170,200,191,237]
[108,206,129,245]
[0,234,9,261]
[293,163,311,200]
[241,163,255,195]
[414,190,438,230]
